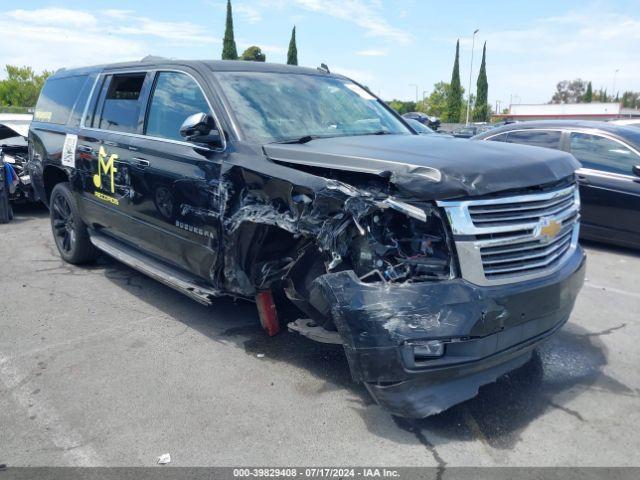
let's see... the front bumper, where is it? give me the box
[312,246,586,417]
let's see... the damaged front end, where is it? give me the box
[219,139,585,418]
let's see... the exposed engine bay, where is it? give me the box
[0,121,35,205]
[346,206,453,284]
[1,144,34,203]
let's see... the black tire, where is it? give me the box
[50,182,98,264]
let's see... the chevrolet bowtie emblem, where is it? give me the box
[535,218,562,242]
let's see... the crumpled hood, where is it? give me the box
[263,134,580,199]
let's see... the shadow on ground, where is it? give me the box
[83,247,634,451]
[6,202,48,224]
[580,239,640,259]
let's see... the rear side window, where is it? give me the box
[145,72,211,141]
[506,130,562,149]
[570,132,640,175]
[487,132,507,142]
[34,75,88,124]
[97,73,146,133]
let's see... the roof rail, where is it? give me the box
[140,55,168,62]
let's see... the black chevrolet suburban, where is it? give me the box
[28,59,585,417]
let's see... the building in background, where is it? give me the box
[496,103,640,122]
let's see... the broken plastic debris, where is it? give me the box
[157,453,171,465]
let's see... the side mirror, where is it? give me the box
[179,112,221,147]
[633,165,640,177]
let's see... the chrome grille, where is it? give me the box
[437,184,580,286]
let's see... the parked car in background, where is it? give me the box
[451,124,496,138]
[473,120,640,249]
[406,119,453,137]
[406,118,436,134]
[402,111,440,130]
[609,119,640,128]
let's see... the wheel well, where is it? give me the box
[43,166,69,205]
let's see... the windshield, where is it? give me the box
[215,72,411,143]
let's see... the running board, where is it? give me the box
[89,231,220,306]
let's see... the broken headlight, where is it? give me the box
[348,205,454,283]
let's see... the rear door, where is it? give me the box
[118,69,225,280]
[76,71,153,238]
[569,131,640,244]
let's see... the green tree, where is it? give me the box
[287,26,298,65]
[473,42,490,122]
[222,0,238,60]
[424,82,450,118]
[583,81,593,102]
[446,40,463,122]
[0,65,51,107]
[621,91,640,109]
[241,46,266,62]
[550,79,587,103]
[387,100,417,115]
[463,93,476,123]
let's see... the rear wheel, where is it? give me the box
[50,182,98,264]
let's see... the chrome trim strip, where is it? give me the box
[468,194,572,214]
[438,184,581,286]
[438,184,575,208]
[577,167,637,182]
[482,235,572,265]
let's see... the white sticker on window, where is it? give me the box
[344,83,376,100]
[61,134,78,168]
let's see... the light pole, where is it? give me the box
[409,84,419,104]
[612,69,620,100]
[465,29,479,125]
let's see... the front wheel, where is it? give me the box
[50,182,98,264]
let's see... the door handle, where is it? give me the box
[132,157,150,167]
[78,145,94,153]
[577,175,589,185]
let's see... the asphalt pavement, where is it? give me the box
[1,204,639,467]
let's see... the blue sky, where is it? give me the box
[1,0,639,108]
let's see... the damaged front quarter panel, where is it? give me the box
[217,141,585,418]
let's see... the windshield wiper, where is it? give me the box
[278,135,315,144]
[367,130,394,135]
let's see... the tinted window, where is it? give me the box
[34,75,88,124]
[506,130,562,149]
[68,74,97,128]
[570,132,640,175]
[97,74,146,133]
[146,72,211,141]
[487,133,508,142]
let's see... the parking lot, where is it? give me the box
[1,204,639,468]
